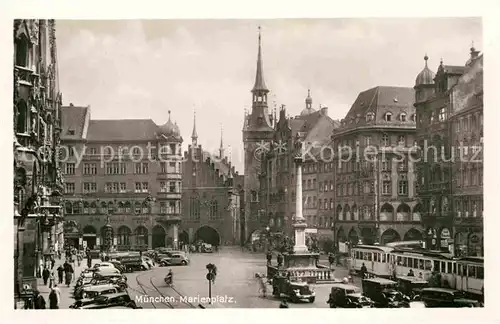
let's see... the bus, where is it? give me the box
[350,245,394,277]
[455,256,484,298]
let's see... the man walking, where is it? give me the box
[56,265,64,284]
[42,267,50,286]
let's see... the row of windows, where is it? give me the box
[67,181,182,195]
[304,215,334,228]
[188,198,220,220]
[64,200,180,215]
[64,144,182,157]
[453,112,483,134]
[64,161,181,176]
[455,167,483,187]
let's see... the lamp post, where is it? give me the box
[265,226,270,252]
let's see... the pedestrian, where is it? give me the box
[56,265,64,284]
[328,253,335,269]
[360,263,368,279]
[407,269,415,277]
[48,288,59,309]
[279,298,289,308]
[33,290,46,309]
[42,267,50,285]
[63,261,72,286]
[50,257,55,270]
[87,255,92,269]
[77,253,82,267]
[49,272,56,288]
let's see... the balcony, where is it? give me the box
[14,65,37,86]
[157,173,182,180]
[155,214,182,222]
[157,191,181,199]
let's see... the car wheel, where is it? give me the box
[309,297,315,303]
[160,262,167,267]
[181,260,187,266]
[141,265,147,271]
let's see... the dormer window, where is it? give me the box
[365,113,374,122]
[68,129,75,135]
[400,113,407,122]
[411,114,416,122]
[384,112,392,122]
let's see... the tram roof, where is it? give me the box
[353,245,394,253]
[391,248,454,259]
[457,256,484,264]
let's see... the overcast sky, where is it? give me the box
[56,18,482,172]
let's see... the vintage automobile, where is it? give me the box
[201,243,213,253]
[327,283,374,308]
[74,283,125,300]
[93,262,116,270]
[272,276,315,303]
[72,292,142,309]
[159,253,189,266]
[75,273,127,293]
[142,256,155,268]
[94,267,121,277]
[108,260,126,273]
[362,278,410,308]
[396,276,429,300]
[420,287,481,308]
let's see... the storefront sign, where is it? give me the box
[441,228,451,239]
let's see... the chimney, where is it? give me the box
[321,106,329,116]
[69,103,74,107]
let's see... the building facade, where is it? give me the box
[242,29,275,243]
[14,19,64,306]
[258,94,339,248]
[333,86,423,247]
[182,114,244,246]
[414,47,483,256]
[61,107,183,251]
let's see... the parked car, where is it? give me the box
[272,279,315,303]
[74,283,125,300]
[396,276,429,300]
[109,260,126,273]
[93,262,116,269]
[159,253,189,266]
[71,292,141,309]
[142,256,154,269]
[327,283,374,308]
[420,288,481,308]
[362,278,410,308]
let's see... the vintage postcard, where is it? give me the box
[8,8,497,322]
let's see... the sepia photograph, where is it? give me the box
[10,13,492,314]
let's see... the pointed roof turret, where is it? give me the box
[415,54,436,86]
[252,26,269,93]
[191,109,198,144]
[219,124,224,159]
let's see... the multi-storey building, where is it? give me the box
[333,86,423,246]
[414,48,483,256]
[61,106,183,251]
[14,19,64,306]
[259,94,339,244]
[242,29,275,243]
[182,113,244,246]
[450,49,483,257]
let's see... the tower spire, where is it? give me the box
[252,26,268,93]
[219,124,224,159]
[191,108,198,145]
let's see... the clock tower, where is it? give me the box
[242,26,275,243]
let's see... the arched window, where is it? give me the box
[135,226,148,248]
[142,202,149,214]
[90,201,97,214]
[117,226,131,248]
[107,202,114,214]
[384,112,392,122]
[15,35,29,67]
[134,201,141,214]
[117,202,124,213]
[73,201,81,214]
[83,201,89,214]
[124,201,131,214]
[16,101,29,134]
[65,202,72,214]
[382,133,389,146]
[400,112,407,122]
[100,202,107,214]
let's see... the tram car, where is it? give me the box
[455,256,484,298]
[349,245,394,277]
[390,249,455,283]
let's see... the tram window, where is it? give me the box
[425,260,432,271]
[447,262,452,274]
[367,253,372,261]
[356,251,360,259]
[401,257,407,267]
[375,253,380,262]
[413,259,418,268]
[434,260,440,272]
[458,264,463,276]
[453,263,457,274]
[477,266,484,279]
[382,254,386,263]
[468,265,476,278]
[441,262,446,272]
[418,259,424,270]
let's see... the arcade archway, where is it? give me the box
[82,225,97,249]
[361,228,375,245]
[194,226,221,246]
[380,229,401,245]
[179,230,189,245]
[336,227,347,243]
[152,225,166,249]
[347,228,359,245]
[404,228,423,241]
